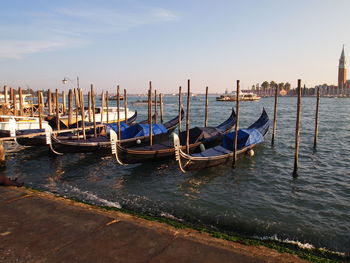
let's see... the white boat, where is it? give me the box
[0,115,50,137]
[57,106,135,127]
[92,107,134,123]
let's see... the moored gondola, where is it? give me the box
[173,109,269,172]
[16,111,139,147]
[48,109,184,154]
[110,109,236,164]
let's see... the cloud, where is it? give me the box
[151,8,178,21]
[53,7,179,33]
[0,38,88,59]
[0,5,179,59]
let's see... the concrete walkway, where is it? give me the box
[0,187,309,263]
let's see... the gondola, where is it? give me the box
[16,111,138,147]
[48,109,184,154]
[173,109,269,172]
[110,109,236,164]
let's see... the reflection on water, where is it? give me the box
[1,96,350,254]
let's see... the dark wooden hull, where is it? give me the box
[177,145,256,171]
[116,142,201,164]
[16,111,139,147]
[49,111,183,154]
[17,133,98,147]
[175,109,269,172]
[0,130,10,138]
[17,135,46,146]
[51,137,111,153]
[114,109,237,164]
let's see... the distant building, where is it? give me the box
[314,84,337,96]
[338,45,347,90]
[314,46,350,97]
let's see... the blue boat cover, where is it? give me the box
[222,129,264,151]
[107,122,130,133]
[191,145,232,157]
[120,123,167,139]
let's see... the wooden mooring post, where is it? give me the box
[204,86,209,127]
[100,91,105,124]
[13,88,18,116]
[0,141,4,163]
[91,84,97,137]
[159,93,164,123]
[232,80,240,168]
[313,87,320,149]
[124,89,128,124]
[4,86,8,104]
[62,91,66,115]
[117,86,121,139]
[79,89,86,140]
[74,88,80,140]
[154,89,157,124]
[9,87,13,111]
[68,90,73,127]
[178,86,182,132]
[9,87,13,105]
[47,89,52,115]
[271,85,278,146]
[106,91,109,123]
[11,88,17,116]
[149,82,153,146]
[3,86,8,114]
[18,87,24,116]
[293,79,302,177]
[186,80,190,154]
[55,89,60,130]
[38,91,43,129]
[39,91,44,118]
[87,91,91,122]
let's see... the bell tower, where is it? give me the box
[338,45,347,89]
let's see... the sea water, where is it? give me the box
[2,95,350,254]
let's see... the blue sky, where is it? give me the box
[1,0,350,93]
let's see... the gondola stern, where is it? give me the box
[110,129,125,165]
[45,126,63,155]
[172,133,188,173]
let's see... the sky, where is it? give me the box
[1,0,350,93]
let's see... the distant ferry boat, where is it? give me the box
[216,91,260,101]
[107,95,124,101]
[131,100,162,106]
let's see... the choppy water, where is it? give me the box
[1,96,350,255]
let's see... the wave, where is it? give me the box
[63,185,121,209]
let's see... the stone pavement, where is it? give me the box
[0,187,309,263]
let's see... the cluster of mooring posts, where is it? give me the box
[0,84,134,156]
[0,79,320,177]
[268,79,321,177]
[143,81,165,146]
[179,78,321,176]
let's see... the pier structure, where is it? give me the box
[0,186,310,263]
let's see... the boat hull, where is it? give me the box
[113,109,236,164]
[0,117,50,138]
[174,109,269,172]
